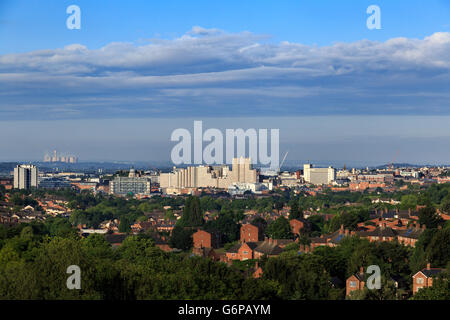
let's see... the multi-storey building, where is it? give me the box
[160,157,257,192]
[303,164,335,185]
[13,164,38,189]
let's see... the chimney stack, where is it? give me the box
[426,263,431,270]
[360,266,364,274]
[340,224,344,234]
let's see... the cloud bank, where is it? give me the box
[1,27,450,120]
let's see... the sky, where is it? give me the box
[1,0,450,165]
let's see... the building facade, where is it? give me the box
[14,165,38,189]
[160,157,257,191]
[109,176,151,195]
[303,164,335,185]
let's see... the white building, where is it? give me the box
[228,182,270,195]
[160,157,257,191]
[14,164,38,189]
[303,163,335,185]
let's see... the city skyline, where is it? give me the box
[1,0,450,306]
[1,116,450,166]
[1,1,450,164]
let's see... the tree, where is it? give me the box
[425,228,450,268]
[440,197,450,214]
[274,199,284,214]
[400,194,418,210]
[412,277,450,300]
[180,196,204,227]
[418,206,444,229]
[410,229,436,272]
[265,217,293,239]
[204,211,239,243]
[263,254,331,299]
[118,216,131,233]
[169,226,193,251]
[289,201,303,220]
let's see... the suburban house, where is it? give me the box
[412,263,445,295]
[193,229,221,249]
[289,218,307,235]
[346,267,366,297]
[397,224,425,247]
[240,223,265,243]
[192,246,223,261]
[225,239,283,261]
[358,223,397,242]
[310,224,350,250]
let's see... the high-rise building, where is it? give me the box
[160,157,257,190]
[303,163,335,185]
[14,164,39,189]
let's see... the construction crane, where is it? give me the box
[278,151,289,173]
[389,149,400,170]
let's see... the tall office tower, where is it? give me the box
[13,165,39,189]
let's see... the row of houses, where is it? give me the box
[309,222,426,250]
[346,263,446,297]
[191,222,447,296]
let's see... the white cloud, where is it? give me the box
[1,28,450,119]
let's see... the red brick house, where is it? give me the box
[253,262,263,278]
[358,223,397,242]
[238,242,258,260]
[192,247,221,261]
[289,218,305,235]
[225,243,241,261]
[310,224,349,250]
[397,224,424,247]
[226,239,283,261]
[193,229,221,249]
[346,267,366,297]
[412,263,444,295]
[240,223,264,243]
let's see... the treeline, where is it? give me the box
[0,220,448,300]
[0,224,278,300]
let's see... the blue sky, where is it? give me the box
[1,0,450,53]
[1,1,450,163]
